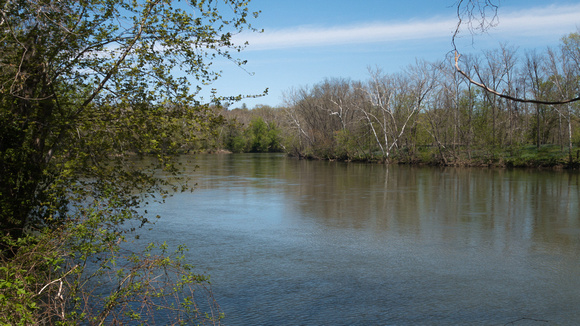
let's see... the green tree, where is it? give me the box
[0,0,260,323]
[248,117,281,152]
[0,0,259,236]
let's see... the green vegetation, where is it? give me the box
[0,0,259,323]
[209,105,285,153]
[223,117,282,153]
[399,144,576,168]
[223,33,580,168]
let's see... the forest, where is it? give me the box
[213,32,580,168]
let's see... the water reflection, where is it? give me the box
[146,154,580,325]
[222,156,580,252]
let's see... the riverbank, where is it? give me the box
[285,144,580,169]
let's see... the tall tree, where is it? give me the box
[1,0,261,323]
[546,33,580,162]
[364,63,436,161]
[0,0,260,237]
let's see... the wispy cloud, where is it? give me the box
[493,4,580,36]
[236,4,580,51]
[237,18,455,51]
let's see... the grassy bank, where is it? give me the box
[287,145,580,169]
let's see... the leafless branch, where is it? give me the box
[452,0,499,50]
[452,2,580,105]
[454,51,580,104]
[37,264,79,297]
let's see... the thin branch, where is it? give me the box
[452,0,499,50]
[37,264,79,296]
[77,0,161,112]
[454,52,580,105]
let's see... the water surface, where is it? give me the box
[144,154,580,325]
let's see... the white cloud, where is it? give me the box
[236,18,455,51]
[494,4,580,36]
[236,4,580,51]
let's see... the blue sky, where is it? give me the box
[204,0,580,108]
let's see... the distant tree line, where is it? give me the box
[207,105,285,153]
[219,32,580,167]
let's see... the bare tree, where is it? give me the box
[452,2,580,105]
[546,43,579,162]
[362,63,436,161]
[524,51,552,148]
[455,52,580,105]
[282,87,315,156]
[282,79,365,158]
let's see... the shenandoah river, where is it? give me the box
[142,153,580,325]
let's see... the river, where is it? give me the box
[141,153,580,325]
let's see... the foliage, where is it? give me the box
[502,145,570,167]
[220,107,283,153]
[246,117,281,152]
[0,0,260,233]
[334,129,359,160]
[0,0,260,323]
[0,199,222,325]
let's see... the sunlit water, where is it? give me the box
[139,154,580,325]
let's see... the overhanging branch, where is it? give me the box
[454,51,580,105]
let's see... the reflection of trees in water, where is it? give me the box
[286,159,580,250]
[182,154,579,250]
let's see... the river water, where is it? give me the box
[142,153,580,325]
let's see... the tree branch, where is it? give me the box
[454,51,580,105]
[78,0,160,112]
